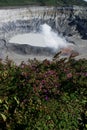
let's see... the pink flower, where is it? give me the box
[21,64,25,68]
[85,73,87,76]
[39,84,42,90]
[45,96,48,100]
[67,73,72,79]
[41,80,45,84]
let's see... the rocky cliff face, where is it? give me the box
[0,6,87,39]
[0,6,87,63]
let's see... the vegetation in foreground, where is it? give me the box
[0,56,87,130]
[0,0,87,7]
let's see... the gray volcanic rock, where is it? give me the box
[0,39,7,59]
[0,6,87,64]
[7,43,55,56]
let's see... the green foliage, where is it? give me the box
[0,57,87,130]
[0,0,87,6]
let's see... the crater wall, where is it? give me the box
[0,6,87,63]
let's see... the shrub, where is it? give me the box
[0,57,87,130]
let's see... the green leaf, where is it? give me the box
[0,99,2,104]
[4,104,8,110]
[85,124,87,128]
[14,96,19,105]
[0,113,7,121]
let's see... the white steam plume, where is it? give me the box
[41,24,68,50]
